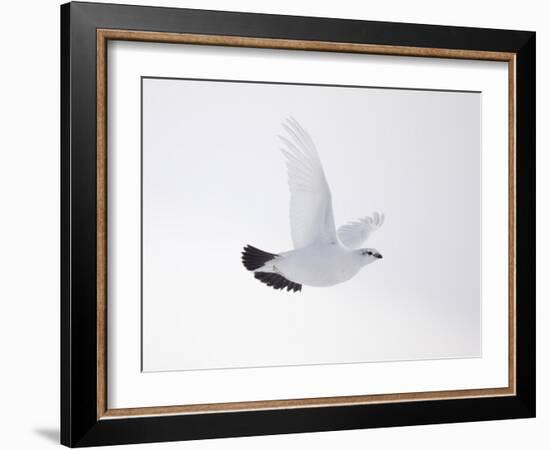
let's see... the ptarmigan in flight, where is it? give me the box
[242,118,384,292]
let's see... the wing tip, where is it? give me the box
[254,271,302,293]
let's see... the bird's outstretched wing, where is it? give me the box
[280,117,337,249]
[337,212,385,249]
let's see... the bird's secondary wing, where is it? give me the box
[280,117,337,249]
[337,212,385,249]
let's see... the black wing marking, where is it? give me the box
[254,272,302,293]
[241,245,279,271]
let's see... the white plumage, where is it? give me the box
[242,118,384,292]
[337,212,385,249]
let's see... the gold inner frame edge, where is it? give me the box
[96,29,517,420]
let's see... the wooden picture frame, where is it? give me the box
[61,1,535,447]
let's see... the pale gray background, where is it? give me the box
[142,77,481,372]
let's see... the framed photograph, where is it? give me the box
[61,1,536,447]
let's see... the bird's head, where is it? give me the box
[356,248,383,266]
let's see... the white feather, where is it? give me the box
[337,212,385,249]
[280,117,337,249]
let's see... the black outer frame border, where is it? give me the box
[60,1,535,447]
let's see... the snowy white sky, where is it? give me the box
[141,77,481,371]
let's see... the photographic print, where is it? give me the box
[141,77,481,372]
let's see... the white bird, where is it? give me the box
[242,118,384,292]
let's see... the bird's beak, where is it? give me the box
[375,253,383,259]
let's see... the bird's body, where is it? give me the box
[241,118,384,292]
[258,243,369,287]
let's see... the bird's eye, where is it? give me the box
[367,251,372,255]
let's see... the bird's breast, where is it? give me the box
[276,246,361,287]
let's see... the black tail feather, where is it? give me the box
[254,272,302,293]
[242,245,302,293]
[241,245,278,271]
